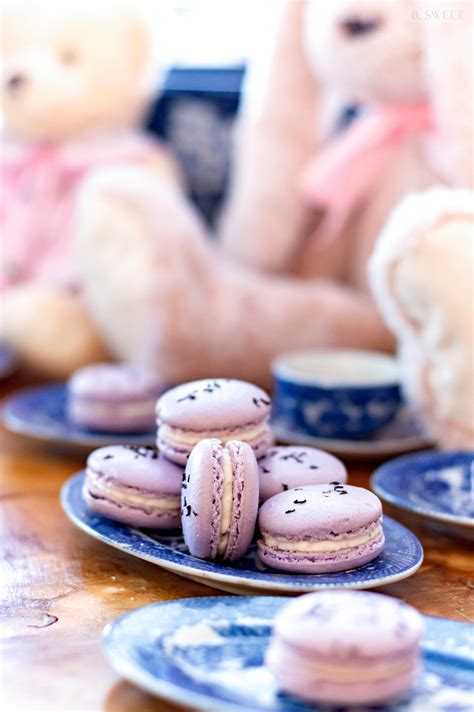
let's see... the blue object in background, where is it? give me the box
[272,375,402,440]
[145,65,245,225]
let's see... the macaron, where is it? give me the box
[156,378,272,465]
[258,483,384,573]
[181,438,259,560]
[258,446,347,503]
[83,445,182,528]
[266,590,423,706]
[68,362,162,433]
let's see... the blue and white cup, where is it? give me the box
[272,349,402,440]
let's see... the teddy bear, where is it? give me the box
[0,0,181,377]
[370,187,474,450]
[77,0,473,390]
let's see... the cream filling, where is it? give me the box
[74,399,157,418]
[263,525,382,553]
[89,475,180,510]
[217,449,234,555]
[273,643,414,682]
[160,423,266,447]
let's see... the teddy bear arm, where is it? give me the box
[75,165,209,365]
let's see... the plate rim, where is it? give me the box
[371,450,474,529]
[102,596,474,712]
[2,383,155,448]
[103,596,273,712]
[271,419,432,458]
[61,472,424,594]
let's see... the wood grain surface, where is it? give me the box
[1,373,473,712]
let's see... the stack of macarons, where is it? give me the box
[82,376,386,572]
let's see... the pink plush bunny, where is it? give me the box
[78,0,473,389]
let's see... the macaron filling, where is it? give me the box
[262,520,383,553]
[160,422,268,447]
[86,472,180,511]
[217,448,234,555]
[269,640,417,682]
[72,399,157,418]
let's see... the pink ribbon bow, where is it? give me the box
[300,102,435,236]
[0,133,162,292]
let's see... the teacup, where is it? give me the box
[272,349,402,440]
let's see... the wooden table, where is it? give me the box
[1,373,473,712]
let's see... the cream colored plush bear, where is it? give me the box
[0,0,179,377]
[77,0,472,393]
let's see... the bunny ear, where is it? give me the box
[419,0,474,187]
[220,0,322,272]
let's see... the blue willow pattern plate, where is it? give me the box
[103,596,474,712]
[2,383,155,448]
[371,451,474,537]
[61,472,423,595]
[272,408,432,459]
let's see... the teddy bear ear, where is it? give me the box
[113,0,169,95]
[418,0,474,187]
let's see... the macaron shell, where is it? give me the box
[181,439,222,559]
[156,437,190,466]
[259,446,347,502]
[259,484,383,538]
[156,379,271,430]
[225,441,259,560]
[272,591,423,657]
[82,485,180,529]
[87,446,182,496]
[68,363,162,401]
[257,532,384,574]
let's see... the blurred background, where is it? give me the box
[146,0,285,223]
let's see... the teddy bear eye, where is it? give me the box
[60,49,78,65]
[340,16,382,38]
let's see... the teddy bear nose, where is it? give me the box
[6,73,27,92]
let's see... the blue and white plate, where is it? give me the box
[372,450,474,539]
[272,408,432,459]
[0,343,18,380]
[2,383,155,448]
[62,472,423,595]
[103,596,474,712]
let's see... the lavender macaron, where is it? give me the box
[258,483,384,573]
[259,446,347,503]
[181,438,259,561]
[266,590,423,706]
[157,378,272,464]
[68,362,162,433]
[83,445,182,528]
